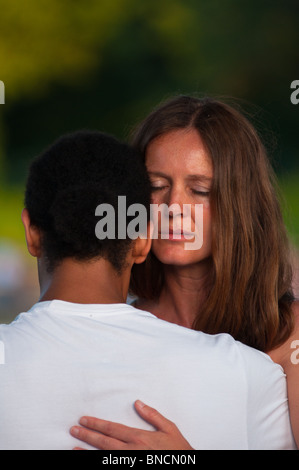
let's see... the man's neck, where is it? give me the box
[38,258,131,305]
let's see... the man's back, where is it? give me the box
[0,301,296,450]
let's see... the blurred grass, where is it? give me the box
[0,173,298,249]
[0,187,25,247]
[279,173,299,247]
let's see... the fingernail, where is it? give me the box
[136,400,145,408]
[79,417,88,426]
[70,426,80,436]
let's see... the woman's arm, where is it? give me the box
[283,301,299,447]
[70,400,194,450]
[269,300,299,447]
[285,355,299,447]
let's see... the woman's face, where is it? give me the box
[145,128,213,267]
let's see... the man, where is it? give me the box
[0,131,296,449]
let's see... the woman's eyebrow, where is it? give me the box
[147,171,170,179]
[186,174,213,182]
[147,172,213,184]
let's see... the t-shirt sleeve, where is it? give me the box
[236,342,297,450]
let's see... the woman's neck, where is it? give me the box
[142,258,213,329]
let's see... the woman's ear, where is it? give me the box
[21,209,42,258]
[132,221,152,265]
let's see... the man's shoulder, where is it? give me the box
[236,339,285,373]
[145,312,286,382]
[0,303,50,353]
[135,308,268,369]
[0,312,27,337]
[235,340,287,401]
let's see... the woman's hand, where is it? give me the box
[70,400,194,450]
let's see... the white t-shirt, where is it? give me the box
[0,301,296,450]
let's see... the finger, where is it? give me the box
[70,426,126,450]
[77,416,140,442]
[134,401,176,433]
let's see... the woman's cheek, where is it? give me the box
[202,204,212,254]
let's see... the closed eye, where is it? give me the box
[151,186,168,191]
[191,189,210,196]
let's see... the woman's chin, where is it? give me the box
[152,241,211,267]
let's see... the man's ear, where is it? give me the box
[21,209,42,258]
[132,221,152,265]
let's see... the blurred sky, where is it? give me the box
[0,0,298,321]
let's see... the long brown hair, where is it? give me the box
[129,95,295,353]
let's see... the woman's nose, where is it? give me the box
[166,185,188,212]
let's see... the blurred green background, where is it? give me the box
[0,0,298,322]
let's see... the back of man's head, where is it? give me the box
[24,130,151,273]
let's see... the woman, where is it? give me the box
[70,95,299,449]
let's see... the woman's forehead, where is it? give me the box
[146,128,213,177]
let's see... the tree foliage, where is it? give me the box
[0,0,298,182]
[0,0,138,99]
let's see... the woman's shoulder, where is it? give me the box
[275,300,299,447]
[292,299,299,322]
[289,299,299,343]
[268,300,299,368]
